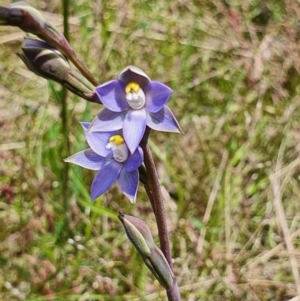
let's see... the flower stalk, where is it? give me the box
[141,127,181,301]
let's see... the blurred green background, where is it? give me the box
[1,0,300,300]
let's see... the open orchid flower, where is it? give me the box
[65,123,143,203]
[89,66,182,153]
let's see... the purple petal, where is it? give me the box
[88,108,124,132]
[85,131,116,157]
[91,160,123,200]
[117,168,139,203]
[64,149,106,170]
[123,109,147,154]
[22,37,52,49]
[145,81,173,113]
[118,66,150,89]
[124,146,143,172]
[146,106,182,133]
[95,80,129,112]
[80,122,91,132]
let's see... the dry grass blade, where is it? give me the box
[245,228,300,272]
[196,150,228,255]
[271,139,300,297]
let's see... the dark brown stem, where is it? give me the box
[167,282,181,301]
[142,143,172,265]
[140,128,181,301]
[58,38,99,86]
[40,30,99,86]
[143,183,156,214]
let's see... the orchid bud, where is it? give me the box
[144,246,175,290]
[118,213,175,289]
[0,2,98,86]
[0,2,60,40]
[119,212,155,256]
[18,37,96,101]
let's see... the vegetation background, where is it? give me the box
[1,0,300,300]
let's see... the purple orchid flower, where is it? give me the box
[89,66,182,153]
[64,123,143,203]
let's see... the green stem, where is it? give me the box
[60,87,69,210]
[63,0,69,42]
[61,0,70,209]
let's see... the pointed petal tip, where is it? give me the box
[123,192,137,203]
[118,66,151,89]
[63,155,74,163]
[119,65,150,80]
[146,106,182,133]
[173,122,183,134]
[129,195,137,203]
[128,145,137,155]
[91,194,99,202]
[80,122,91,131]
[91,189,100,202]
[174,119,184,134]
[117,168,139,204]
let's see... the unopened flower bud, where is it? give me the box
[119,212,155,256]
[18,37,68,78]
[0,2,98,87]
[119,213,175,289]
[0,2,60,39]
[145,246,175,290]
[18,37,96,101]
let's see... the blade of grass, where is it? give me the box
[271,136,300,296]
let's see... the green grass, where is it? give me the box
[1,0,300,300]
